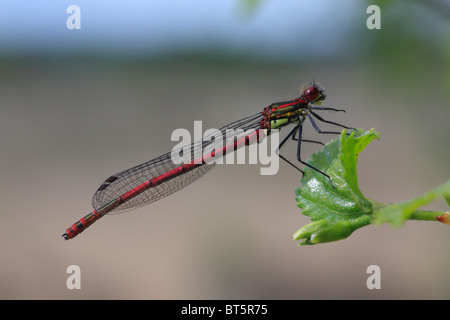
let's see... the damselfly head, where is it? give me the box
[302,81,326,104]
[302,84,326,104]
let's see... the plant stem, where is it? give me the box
[408,210,445,222]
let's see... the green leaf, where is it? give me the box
[295,129,379,222]
[373,180,450,227]
[293,216,371,245]
[443,192,450,207]
[294,129,379,245]
[294,128,449,246]
[340,129,378,211]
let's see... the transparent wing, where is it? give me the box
[91,112,263,214]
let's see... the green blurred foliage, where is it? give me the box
[240,0,450,98]
[361,0,450,95]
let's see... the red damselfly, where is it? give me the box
[62,82,354,240]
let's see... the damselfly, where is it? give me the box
[62,82,354,240]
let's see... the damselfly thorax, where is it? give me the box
[260,99,309,133]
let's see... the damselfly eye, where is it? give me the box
[304,86,321,102]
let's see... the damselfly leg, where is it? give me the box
[292,129,324,146]
[276,124,303,174]
[275,99,356,188]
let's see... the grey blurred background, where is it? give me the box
[0,0,449,299]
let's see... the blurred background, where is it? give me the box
[0,0,449,299]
